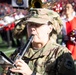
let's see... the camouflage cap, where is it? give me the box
[26,8,63,34]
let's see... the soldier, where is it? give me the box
[8,8,76,75]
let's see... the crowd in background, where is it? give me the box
[0,0,76,18]
[0,3,29,48]
[0,3,28,17]
[0,0,76,57]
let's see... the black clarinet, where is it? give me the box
[6,34,34,75]
[14,34,34,60]
[14,34,34,75]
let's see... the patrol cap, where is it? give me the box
[26,8,63,34]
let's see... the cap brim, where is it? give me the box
[26,17,49,24]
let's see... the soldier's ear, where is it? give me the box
[47,21,53,33]
[48,24,53,34]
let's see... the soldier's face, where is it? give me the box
[26,22,52,44]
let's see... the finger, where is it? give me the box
[10,67,21,73]
[10,68,21,73]
[15,59,24,64]
[18,59,25,64]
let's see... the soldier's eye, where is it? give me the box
[28,24,43,27]
[35,24,42,27]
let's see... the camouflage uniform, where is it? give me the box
[24,39,76,75]
[14,8,75,75]
[13,20,27,39]
[7,8,76,75]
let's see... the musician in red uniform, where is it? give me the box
[62,3,76,60]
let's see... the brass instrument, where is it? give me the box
[29,0,51,8]
[29,0,42,8]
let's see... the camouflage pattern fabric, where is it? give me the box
[26,8,63,34]
[13,21,26,39]
[23,39,76,75]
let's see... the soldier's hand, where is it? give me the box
[10,59,32,75]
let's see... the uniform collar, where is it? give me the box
[65,16,74,21]
[25,38,57,59]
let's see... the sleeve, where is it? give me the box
[45,47,76,75]
[56,52,76,75]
